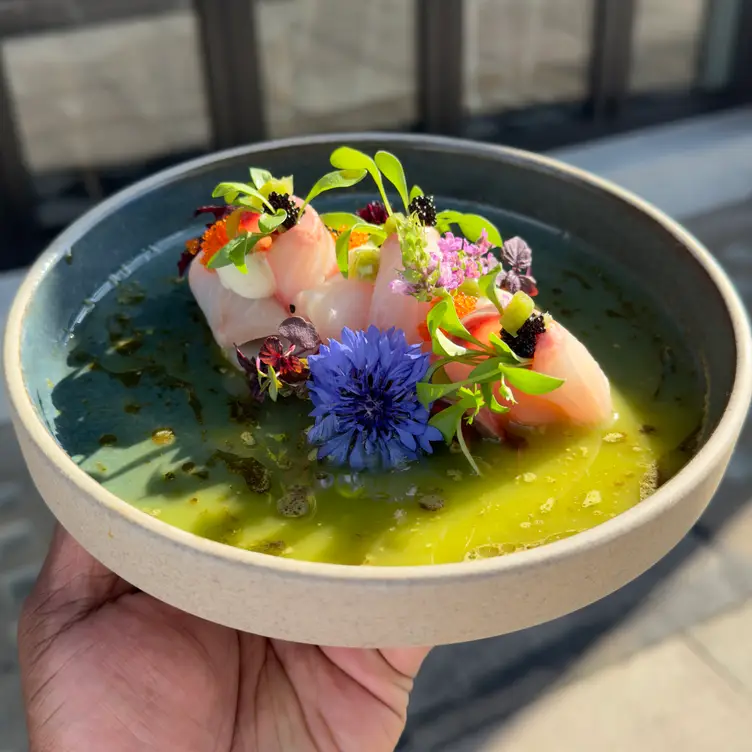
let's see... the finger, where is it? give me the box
[25,524,135,627]
[379,647,432,680]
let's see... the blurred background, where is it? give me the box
[2,1,752,750]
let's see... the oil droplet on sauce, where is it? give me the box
[152,428,176,446]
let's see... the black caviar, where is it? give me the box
[502,313,546,359]
[266,192,300,230]
[408,195,437,226]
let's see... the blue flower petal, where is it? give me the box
[306,326,440,471]
[397,428,417,451]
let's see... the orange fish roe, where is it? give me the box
[329,225,371,250]
[453,291,478,320]
[184,238,200,257]
[418,291,478,342]
[199,212,270,269]
[199,219,229,267]
[350,230,369,249]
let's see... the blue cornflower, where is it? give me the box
[307,326,443,470]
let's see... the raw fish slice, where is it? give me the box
[265,201,338,307]
[369,230,436,344]
[188,256,289,350]
[511,317,612,427]
[293,275,374,344]
[446,310,612,429]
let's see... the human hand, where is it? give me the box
[18,526,429,751]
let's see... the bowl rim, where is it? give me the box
[6,131,752,584]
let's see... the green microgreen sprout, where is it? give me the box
[417,286,564,474]
[334,222,387,277]
[330,146,393,215]
[207,164,369,273]
[435,209,503,247]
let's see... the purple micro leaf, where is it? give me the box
[278,316,321,354]
[519,274,538,296]
[177,249,195,278]
[498,269,522,294]
[501,237,532,272]
[356,201,389,225]
[234,343,259,376]
[194,205,235,221]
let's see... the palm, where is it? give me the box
[19,528,427,752]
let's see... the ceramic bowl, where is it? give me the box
[5,134,751,648]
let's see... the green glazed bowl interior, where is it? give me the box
[6,133,751,647]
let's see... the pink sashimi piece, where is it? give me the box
[188,256,289,350]
[265,201,338,308]
[445,310,612,431]
[514,318,612,427]
[369,230,436,344]
[293,275,374,344]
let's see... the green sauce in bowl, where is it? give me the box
[55,210,705,566]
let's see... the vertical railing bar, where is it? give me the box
[416,0,464,135]
[729,0,752,98]
[194,0,267,149]
[0,43,36,245]
[695,0,737,91]
[586,0,637,119]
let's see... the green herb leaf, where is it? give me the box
[433,328,468,358]
[334,221,387,278]
[260,176,294,198]
[335,229,352,277]
[478,270,505,315]
[487,332,521,361]
[436,291,476,341]
[436,210,502,247]
[454,415,481,475]
[330,147,392,214]
[426,299,448,339]
[434,209,456,235]
[416,380,466,408]
[268,369,281,401]
[459,213,502,246]
[468,357,506,382]
[204,246,233,269]
[257,208,288,233]
[206,231,270,272]
[480,382,510,414]
[500,366,564,395]
[320,212,362,230]
[409,184,424,201]
[456,386,485,420]
[375,151,409,211]
[353,222,388,242]
[301,168,367,210]
[250,168,273,190]
[212,182,271,210]
[428,403,467,443]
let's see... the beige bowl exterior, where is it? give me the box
[6,139,752,648]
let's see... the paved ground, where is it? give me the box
[1,197,752,750]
